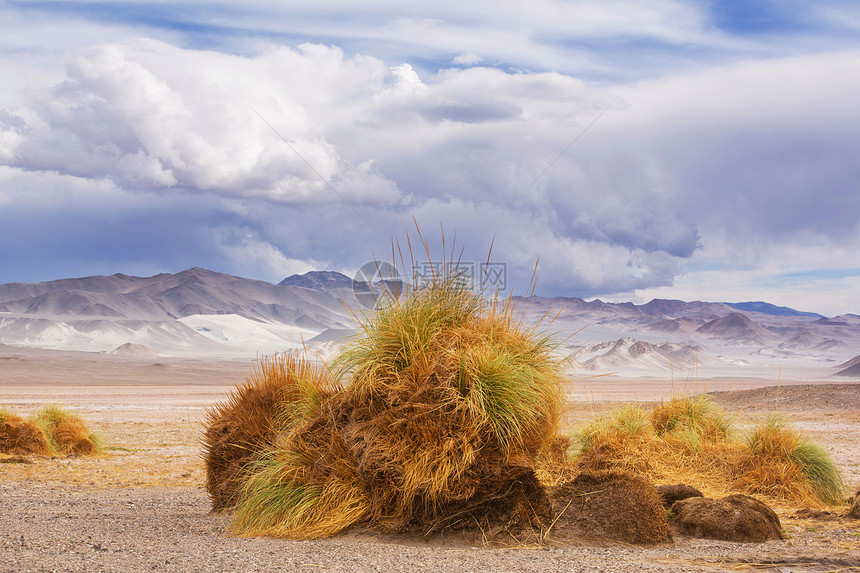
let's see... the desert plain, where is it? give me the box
[1,345,859,573]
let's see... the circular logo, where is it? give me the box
[352,260,406,309]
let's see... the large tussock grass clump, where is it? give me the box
[1,404,101,457]
[571,396,844,507]
[203,354,337,510]
[215,273,566,539]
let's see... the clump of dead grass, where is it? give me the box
[570,397,844,508]
[217,245,567,540]
[650,395,732,449]
[734,416,845,506]
[30,404,102,456]
[1,406,52,456]
[202,353,338,511]
[2,404,101,457]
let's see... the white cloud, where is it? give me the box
[216,231,323,283]
[0,14,859,310]
[602,235,860,316]
[4,39,403,206]
[452,53,482,66]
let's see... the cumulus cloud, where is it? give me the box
[452,53,483,66]
[215,231,323,284]
[1,22,859,308]
[3,40,402,205]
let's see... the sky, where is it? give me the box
[0,1,859,316]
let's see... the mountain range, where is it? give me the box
[0,268,858,378]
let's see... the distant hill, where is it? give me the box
[696,312,776,344]
[835,358,860,378]
[0,267,352,328]
[577,337,722,372]
[836,354,860,370]
[1,268,858,369]
[279,271,355,291]
[725,301,822,318]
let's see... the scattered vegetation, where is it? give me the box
[570,397,844,507]
[203,236,848,542]
[1,404,101,457]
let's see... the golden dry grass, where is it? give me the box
[570,396,845,508]
[734,416,845,506]
[2,404,101,457]
[0,406,51,456]
[219,257,567,539]
[30,404,101,456]
[202,353,337,510]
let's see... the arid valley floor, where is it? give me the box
[1,346,859,572]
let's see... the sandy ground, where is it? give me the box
[1,346,859,572]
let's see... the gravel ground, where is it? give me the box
[4,482,859,573]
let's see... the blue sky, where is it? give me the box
[1,0,859,315]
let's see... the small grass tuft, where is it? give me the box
[30,404,101,456]
[736,416,844,506]
[1,406,52,456]
[650,395,731,445]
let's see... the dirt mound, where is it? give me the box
[107,343,159,357]
[792,508,840,521]
[670,494,784,542]
[656,484,703,509]
[0,414,51,456]
[548,471,671,545]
